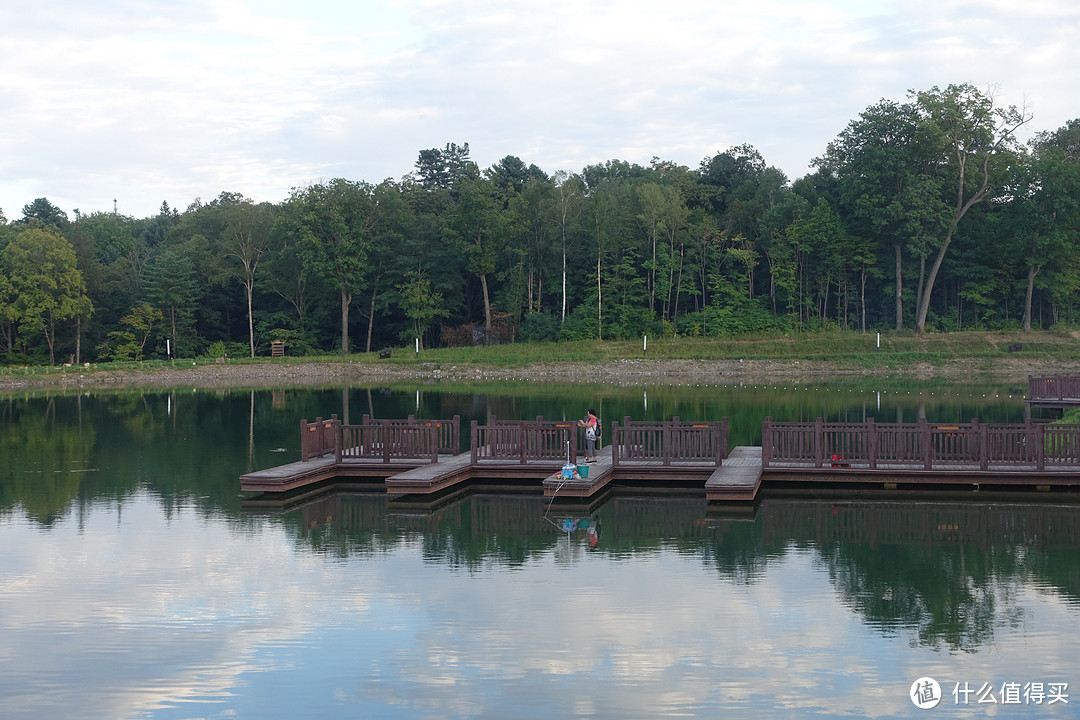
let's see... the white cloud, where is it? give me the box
[0,0,1077,218]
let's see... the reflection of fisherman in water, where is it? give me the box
[556,516,602,547]
[587,518,601,547]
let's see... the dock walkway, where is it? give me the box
[541,448,616,498]
[705,446,764,501]
[241,415,1080,503]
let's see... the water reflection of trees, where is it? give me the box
[0,397,96,524]
[272,490,1080,652]
[0,383,1046,525]
[764,500,1080,651]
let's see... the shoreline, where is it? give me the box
[0,355,1071,392]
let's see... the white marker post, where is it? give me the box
[415,338,419,357]
[643,335,647,357]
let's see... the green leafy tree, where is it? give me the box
[284,179,378,354]
[1008,120,1080,331]
[552,171,584,321]
[816,99,946,330]
[2,227,92,364]
[19,197,68,229]
[414,142,478,191]
[219,200,274,357]
[397,269,448,349]
[358,181,412,353]
[912,84,1030,332]
[144,243,198,356]
[99,302,162,361]
[445,177,522,340]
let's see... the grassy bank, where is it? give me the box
[394,329,1080,367]
[2,329,1078,385]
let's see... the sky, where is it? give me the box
[2,0,1078,220]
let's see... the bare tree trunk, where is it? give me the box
[1023,263,1038,332]
[340,288,351,355]
[916,256,926,321]
[480,273,492,340]
[860,268,867,333]
[44,319,56,365]
[365,285,378,353]
[673,244,684,332]
[561,246,567,323]
[527,268,534,313]
[894,242,903,331]
[170,305,177,357]
[597,248,602,340]
[246,280,255,357]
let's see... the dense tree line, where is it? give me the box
[2,84,1079,365]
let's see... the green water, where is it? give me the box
[0,379,1076,718]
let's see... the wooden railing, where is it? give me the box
[361,414,461,454]
[611,416,729,466]
[471,416,578,465]
[1028,375,1080,403]
[301,415,459,463]
[762,417,1080,471]
[340,421,439,464]
[301,416,340,460]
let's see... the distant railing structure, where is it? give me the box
[361,414,461,454]
[762,417,1080,472]
[1027,375,1080,404]
[611,417,729,467]
[471,416,578,465]
[300,414,461,464]
[340,421,439,464]
[301,416,340,461]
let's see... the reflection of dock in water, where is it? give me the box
[243,486,747,543]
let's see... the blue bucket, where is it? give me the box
[577,464,589,478]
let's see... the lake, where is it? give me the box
[1,377,1077,718]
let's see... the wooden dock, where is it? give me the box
[705,446,764,501]
[240,415,1080,503]
[1027,374,1080,406]
[541,448,616,498]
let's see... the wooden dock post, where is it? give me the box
[920,417,931,470]
[867,418,878,469]
[814,417,824,468]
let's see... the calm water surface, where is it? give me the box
[1,379,1077,719]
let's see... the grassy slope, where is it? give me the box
[3,329,1079,381]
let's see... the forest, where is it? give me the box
[1,83,1079,365]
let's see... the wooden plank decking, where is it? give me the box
[243,415,1080,503]
[541,447,616,498]
[384,452,476,494]
[240,455,432,492]
[705,446,764,501]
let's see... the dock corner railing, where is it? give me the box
[471,415,578,466]
[1028,374,1080,403]
[610,416,729,467]
[300,415,341,461]
[301,414,461,464]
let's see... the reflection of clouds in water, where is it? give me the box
[1,495,1079,718]
[359,546,1079,717]
[0,496,334,719]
